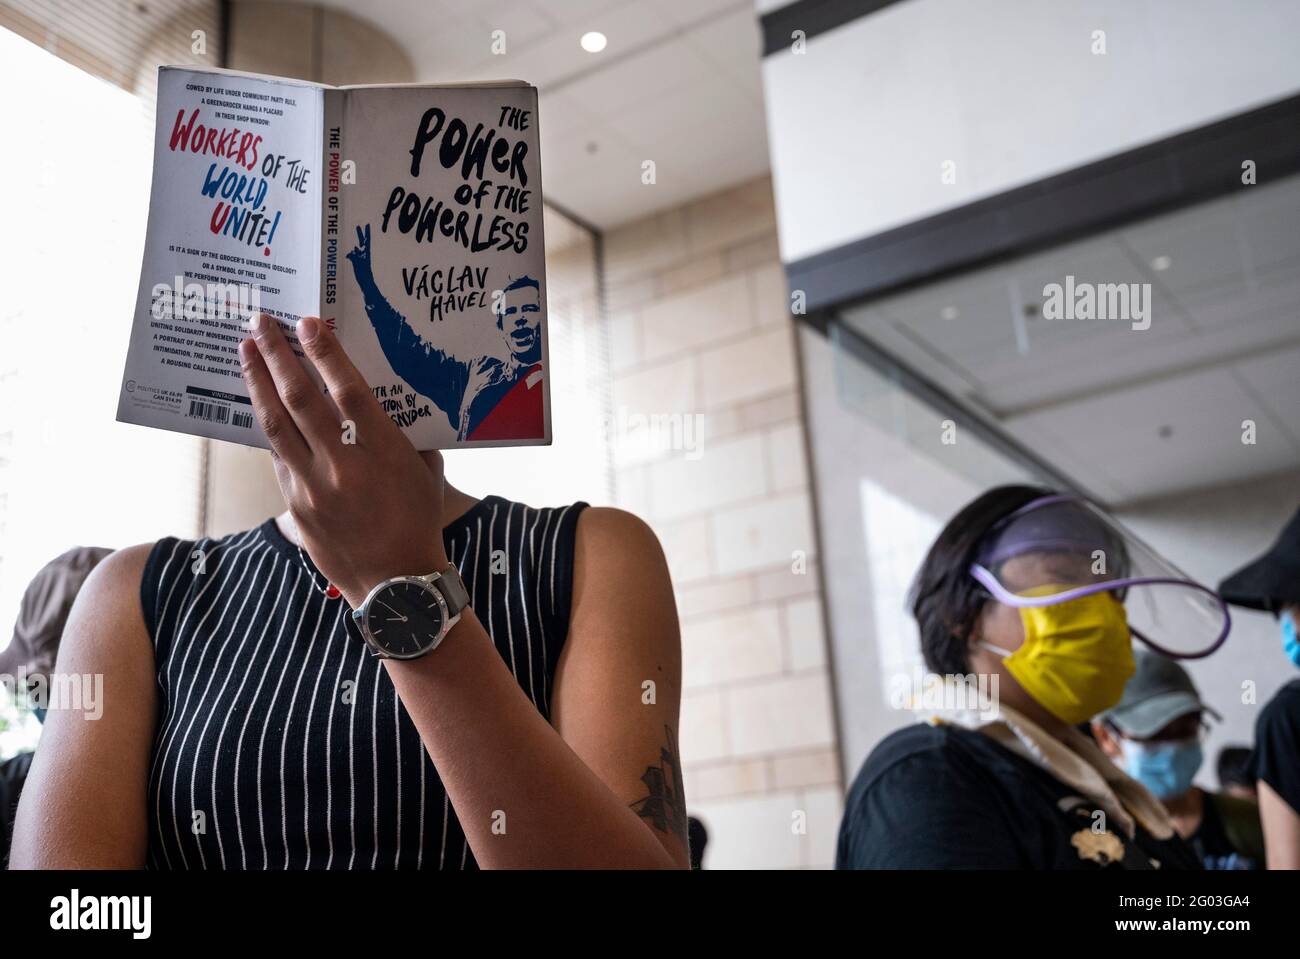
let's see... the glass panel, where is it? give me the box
[834,174,1300,506]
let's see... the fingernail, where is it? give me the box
[298,316,320,342]
[249,312,266,333]
[238,339,257,365]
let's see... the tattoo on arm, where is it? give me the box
[629,724,688,843]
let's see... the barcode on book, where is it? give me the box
[187,399,253,428]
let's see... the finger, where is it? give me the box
[356,225,365,247]
[239,336,310,470]
[295,317,392,439]
[249,312,335,447]
[364,224,370,243]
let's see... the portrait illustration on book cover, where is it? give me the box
[347,223,546,443]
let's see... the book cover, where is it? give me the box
[116,66,550,450]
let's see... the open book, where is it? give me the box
[117,66,550,450]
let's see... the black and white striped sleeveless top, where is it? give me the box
[140,495,587,870]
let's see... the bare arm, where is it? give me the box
[1258,780,1300,869]
[551,507,688,862]
[379,509,687,868]
[9,544,157,869]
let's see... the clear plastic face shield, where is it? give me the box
[969,495,1230,659]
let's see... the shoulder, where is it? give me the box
[566,508,677,650]
[52,542,157,670]
[136,525,276,635]
[572,508,673,603]
[844,722,1040,822]
[143,524,267,571]
[1257,680,1300,736]
[1265,679,1300,713]
[95,538,205,607]
[78,542,156,623]
[92,542,156,587]
[849,722,1005,797]
[868,720,996,766]
[575,507,666,564]
[838,723,1031,868]
[487,497,590,550]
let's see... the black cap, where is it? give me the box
[1217,506,1300,612]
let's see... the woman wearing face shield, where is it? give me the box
[836,486,1230,870]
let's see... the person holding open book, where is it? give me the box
[11,314,688,870]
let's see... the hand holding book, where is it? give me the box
[238,312,448,607]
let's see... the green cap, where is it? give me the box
[1102,648,1220,739]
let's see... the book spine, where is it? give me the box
[320,89,343,332]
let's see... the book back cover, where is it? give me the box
[117,66,324,445]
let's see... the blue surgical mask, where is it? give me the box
[1282,611,1300,669]
[1120,738,1203,799]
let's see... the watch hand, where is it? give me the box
[376,600,406,618]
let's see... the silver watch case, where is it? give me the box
[352,571,462,660]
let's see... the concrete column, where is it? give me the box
[224,0,414,84]
[206,2,413,537]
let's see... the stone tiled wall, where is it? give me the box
[603,175,843,868]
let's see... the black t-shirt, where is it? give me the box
[836,723,1202,870]
[1190,791,1263,870]
[1,750,34,866]
[1249,679,1300,815]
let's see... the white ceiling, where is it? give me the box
[298,0,771,228]
[841,174,1300,506]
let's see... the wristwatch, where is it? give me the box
[352,564,470,660]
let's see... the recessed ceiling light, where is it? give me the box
[1150,255,1172,271]
[940,306,959,320]
[580,31,607,53]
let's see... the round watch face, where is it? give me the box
[362,579,448,659]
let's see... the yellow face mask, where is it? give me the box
[983,589,1136,725]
